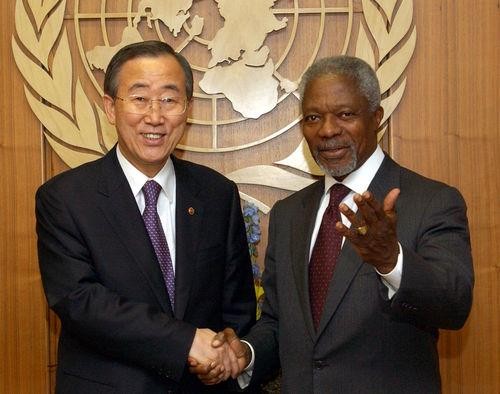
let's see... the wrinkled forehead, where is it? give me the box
[117,53,182,76]
[117,55,186,92]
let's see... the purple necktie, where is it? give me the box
[142,180,175,309]
[309,183,350,329]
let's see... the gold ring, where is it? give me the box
[356,225,368,236]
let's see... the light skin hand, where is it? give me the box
[336,188,400,273]
[188,328,232,383]
[188,328,251,385]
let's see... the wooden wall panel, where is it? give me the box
[0,2,49,393]
[391,1,500,392]
[1,1,498,393]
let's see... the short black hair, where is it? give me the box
[103,40,194,100]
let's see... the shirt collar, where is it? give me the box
[324,145,385,194]
[116,145,176,202]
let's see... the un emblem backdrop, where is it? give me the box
[12,0,416,214]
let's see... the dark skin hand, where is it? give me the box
[188,328,251,385]
[187,358,226,386]
[336,188,400,274]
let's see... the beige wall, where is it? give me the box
[1,1,498,393]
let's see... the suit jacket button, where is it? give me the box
[313,360,327,370]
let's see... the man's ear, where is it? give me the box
[375,105,384,127]
[103,94,116,125]
[371,105,384,136]
[186,98,193,117]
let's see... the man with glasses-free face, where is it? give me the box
[35,41,255,393]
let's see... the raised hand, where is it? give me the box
[188,327,251,385]
[336,188,400,273]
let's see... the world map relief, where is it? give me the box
[85,0,289,119]
[13,0,416,201]
[133,0,192,34]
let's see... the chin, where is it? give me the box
[321,161,357,178]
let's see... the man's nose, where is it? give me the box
[144,102,164,124]
[318,114,342,137]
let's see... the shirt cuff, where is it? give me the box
[376,242,403,299]
[236,340,255,389]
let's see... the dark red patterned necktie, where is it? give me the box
[309,183,350,329]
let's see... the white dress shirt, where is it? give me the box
[116,146,177,272]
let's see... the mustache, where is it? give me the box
[317,139,354,151]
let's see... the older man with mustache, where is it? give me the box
[192,55,474,394]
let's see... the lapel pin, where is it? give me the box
[188,207,195,216]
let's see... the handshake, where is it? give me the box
[187,327,251,385]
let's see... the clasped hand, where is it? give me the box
[188,328,250,385]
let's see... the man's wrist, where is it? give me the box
[242,342,251,369]
[240,340,254,371]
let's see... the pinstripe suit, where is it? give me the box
[245,154,473,393]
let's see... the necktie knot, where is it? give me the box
[328,183,351,209]
[143,180,162,207]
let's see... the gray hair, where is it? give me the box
[298,56,381,112]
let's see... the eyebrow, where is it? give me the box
[127,83,182,94]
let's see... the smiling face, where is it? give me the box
[103,54,191,177]
[301,74,383,180]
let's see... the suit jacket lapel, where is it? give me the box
[368,154,401,202]
[97,148,173,314]
[316,243,364,336]
[316,155,401,337]
[291,180,324,340]
[171,157,204,320]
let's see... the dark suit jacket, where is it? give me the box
[36,148,256,393]
[245,155,473,394]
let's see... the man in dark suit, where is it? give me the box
[193,56,474,393]
[35,41,256,393]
